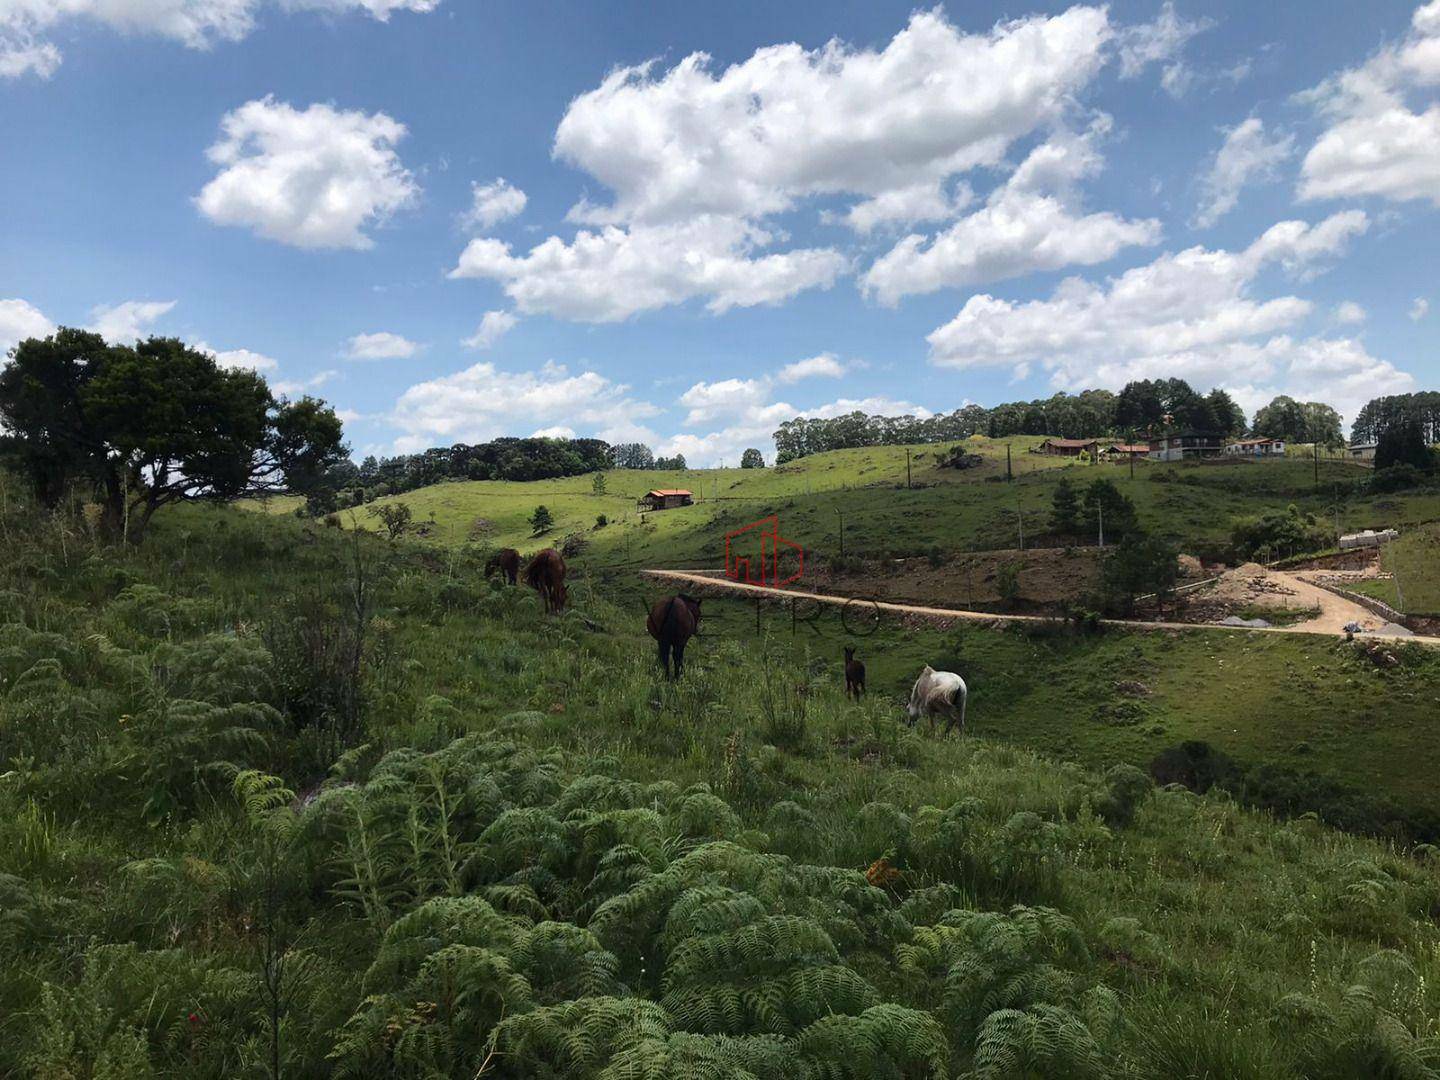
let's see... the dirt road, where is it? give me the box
[1193,563,1392,634]
[641,568,1440,645]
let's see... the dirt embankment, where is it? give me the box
[818,547,1107,611]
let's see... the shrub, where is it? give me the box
[1230,505,1330,561]
[366,501,413,540]
[997,563,1022,609]
[1367,462,1428,494]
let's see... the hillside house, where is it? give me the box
[1349,443,1378,461]
[1225,437,1286,457]
[1037,438,1099,457]
[1148,432,1224,462]
[640,489,694,511]
[1099,443,1150,461]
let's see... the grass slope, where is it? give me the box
[1349,524,1440,614]
[6,493,1440,1075]
[337,440,1439,570]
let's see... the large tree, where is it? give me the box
[1,329,345,542]
[1251,395,1344,446]
[1205,388,1247,437]
[611,442,655,469]
[1113,380,1167,434]
[1375,420,1436,472]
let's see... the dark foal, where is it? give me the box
[843,646,866,700]
[486,547,520,585]
[524,548,568,613]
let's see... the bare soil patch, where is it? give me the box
[819,546,1109,611]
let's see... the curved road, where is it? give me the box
[640,568,1440,646]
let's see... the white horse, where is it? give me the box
[907,665,967,735]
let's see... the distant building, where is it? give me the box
[1148,432,1224,462]
[1224,437,1286,457]
[1098,443,1150,461]
[1348,443,1378,461]
[1037,438,1099,457]
[640,489,694,511]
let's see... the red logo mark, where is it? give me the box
[724,515,804,587]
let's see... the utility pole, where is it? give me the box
[1016,504,1025,551]
[906,447,912,490]
[1006,443,1013,482]
[1129,429,1136,481]
[1098,502,1105,549]
[834,507,845,560]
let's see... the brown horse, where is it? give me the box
[486,547,520,585]
[647,594,702,679]
[843,646,866,700]
[524,548,568,613]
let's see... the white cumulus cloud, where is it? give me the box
[661,354,913,466]
[462,310,518,350]
[89,299,176,342]
[345,331,421,360]
[1411,296,1431,320]
[462,178,526,232]
[555,7,1113,228]
[449,216,846,323]
[926,212,1403,426]
[1334,301,1367,324]
[196,96,418,250]
[1298,1,1440,206]
[1115,1,1214,97]
[862,120,1162,304]
[659,392,931,468]
[0,0,438,79]
[777,354,846,383]
[1194,117,1294,228]
[0,298,56,353]
[195,340,280,372]
[389,359,660,453]
[448,7,1132,323]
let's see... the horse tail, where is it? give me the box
[659,595,682,639]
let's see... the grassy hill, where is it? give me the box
[1349,524,1440,614]
[329,439,1439,570]
[7,484,1440,1076]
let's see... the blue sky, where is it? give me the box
[2,0,1437,464]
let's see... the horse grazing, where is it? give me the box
[524,548,568,614]
[486,547,520,585]
[907,665,967,735]
[647,594,702,679]
[843,646,866,699]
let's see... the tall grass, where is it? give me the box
[3,479,1440,1076]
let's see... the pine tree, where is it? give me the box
[1051,479,1081,535]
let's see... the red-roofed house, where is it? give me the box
[1036,438,1099,457]
[640,489,694,511]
